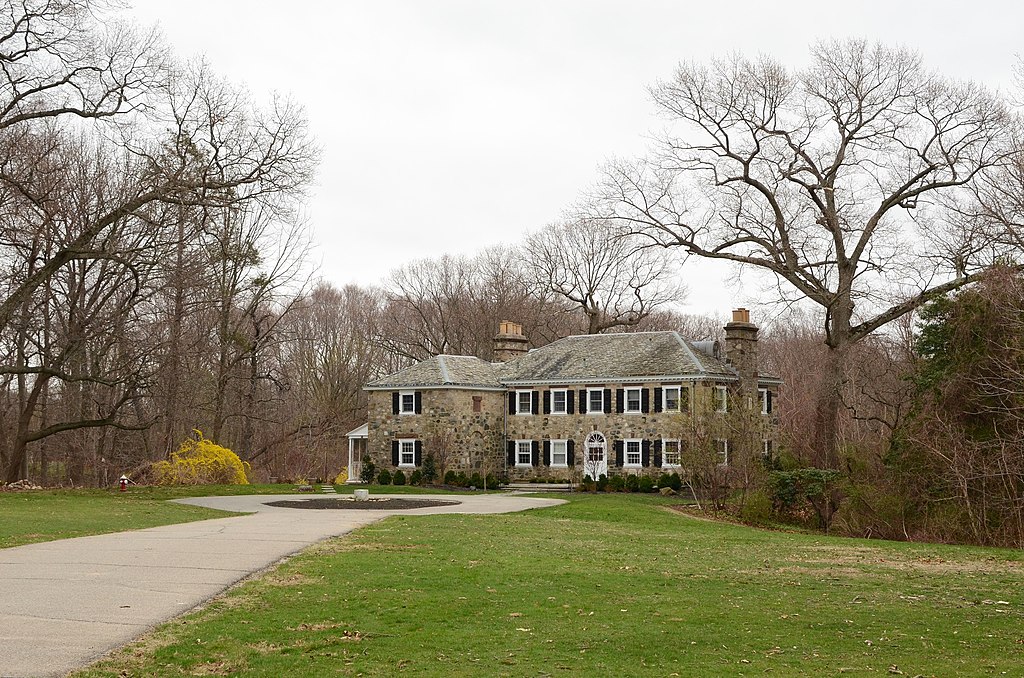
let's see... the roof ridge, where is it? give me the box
[673,332,707,373]
[436,355,452,383]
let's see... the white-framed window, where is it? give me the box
[551,439,568,467]
[399,390,416,415]
[516,390,533,415]
[663,386,680,412]
[587,388,604,414]
[714,385,728,413]
[550,388,568,415]
[759,388,770,414]
[398,438,416,467]
[662,439,681,467]
[625,387,642,414]
[716,438,730,466]
[516,440,533,467]
[624,439,642,467]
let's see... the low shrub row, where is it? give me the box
[581,472,684,493]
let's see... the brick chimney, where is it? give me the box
[724,308,759,404]
[493,321,529,362]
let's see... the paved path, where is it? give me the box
[0,493,563,678]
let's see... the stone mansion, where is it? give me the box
[354,309,780,482]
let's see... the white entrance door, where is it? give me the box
[584,431,608,479]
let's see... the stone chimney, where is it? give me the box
[493,321,529,362]
[724,308,759,404]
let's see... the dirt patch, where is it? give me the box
[264,497,460,510]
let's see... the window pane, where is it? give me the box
[664,440,680,465]
[517,441,532,464]
[626,389,640,411]
[589,390,602,411]
[665,387,678,411]
[518,392,531,413]
[552,441,567,465]
[401,394,415,411]
[552,390,566,413]
[626,440,641,465]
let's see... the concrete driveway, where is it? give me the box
[0,492,563,678]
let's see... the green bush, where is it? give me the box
[455,471,469,487]
[421,454,437,484]
[740,490,773,525]
[393,470,406,485]
[377,469,392,485]
[444,470,458,486]
[667,472,682,491]
[638,476,655,493]
[469,472,483,489]
[624,474,640,493]
[608,475,625,492]
[485,473,500,490]
[581,475,596,492]
[658,473,673,489]
[597,474,609,492]
[360,455,376,484]
[410,469,423,486]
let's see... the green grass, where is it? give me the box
[0,483,502,549]
[0,484,315,548]
[74,494,1024,677]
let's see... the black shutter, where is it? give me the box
[532,391,540,415]
[543,390,551,414]
[767,390,773,414]
[391,440,399,466]
[654,439,663,467]
[603,388,612,414]
[531,440,540,466]
[653,387,663,413]
[615,388,625,413]
[567,440,575,466]
[642,388,650,413]
[614,440,624,467]
[414,391,423,414]
[642,440,651,467]
[507,440,515,465]
[578,389,587,414]
[508,393,516,415]
[414,440,423,466]
[543,440,551,466]
[567,392,575,414]
[392,392,400,414]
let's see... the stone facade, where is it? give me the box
[366,387,505,476]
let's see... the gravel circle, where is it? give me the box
[264,497,461,510]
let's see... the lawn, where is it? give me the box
[0,483,502,549]
[74,493,1024,677]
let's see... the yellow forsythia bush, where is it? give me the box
[153,430,250,485]
[334,468,348,485]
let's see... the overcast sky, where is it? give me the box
[127,0,1021,318]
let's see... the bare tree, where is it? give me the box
[595,40,1015,466]
[523,219,684,334]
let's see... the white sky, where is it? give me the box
[127,0,1022,318]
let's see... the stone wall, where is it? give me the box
[366,388,505,476]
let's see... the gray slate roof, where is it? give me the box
[365,331,766,390]
[499,331,737,385]
[365,354,503,389]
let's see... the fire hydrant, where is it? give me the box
[119,474,128,492]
